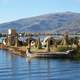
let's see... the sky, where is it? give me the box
[0,0,80,23]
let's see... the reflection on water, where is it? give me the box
[0,50,80,80]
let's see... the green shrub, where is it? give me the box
[57,47,73,52]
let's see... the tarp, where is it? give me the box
[0,37,4,43]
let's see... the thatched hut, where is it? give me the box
[25,37,37,48]
[78,39,80,47]
[61,32,69,46]
[42,36,56,47]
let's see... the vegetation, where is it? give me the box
[72,48,80,59]
[55,46,73,52]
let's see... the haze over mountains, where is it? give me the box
[0,12,80,33]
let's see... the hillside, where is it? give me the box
[0,12,80,33]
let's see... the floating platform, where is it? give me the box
[26,50,75,58]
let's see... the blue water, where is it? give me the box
[0,50,80,80]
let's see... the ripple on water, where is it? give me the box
[0,50,80,80]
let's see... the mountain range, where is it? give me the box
[0,12,80,33]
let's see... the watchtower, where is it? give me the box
[8,29,17,46]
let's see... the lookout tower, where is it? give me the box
[8,29,16,36]
[8,29,17,46]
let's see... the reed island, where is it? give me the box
[0,29,80,59]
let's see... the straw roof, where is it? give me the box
[43,36,54,43]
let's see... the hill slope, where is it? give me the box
[0,12,80,33]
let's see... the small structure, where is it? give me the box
[15,34,19,47]
[61,32,69,46]
[2,37,8,46]
[27,37,31,53]
[26,37,37,47]
[8,29,17,46]
[78,39,80,47]
[37,37,42,49]
[43,36,55,47]
[26,36,37,52]
[43,36,56,52]
[8,29,16,36]
[46,38,50,52]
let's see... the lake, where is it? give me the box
[0,50,80,80]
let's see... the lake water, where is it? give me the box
[0,50,80,80]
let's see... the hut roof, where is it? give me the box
[26,37,37,42]
[43,36,54,43]
[18,37,26,42]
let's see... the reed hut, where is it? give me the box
[61,32,69,46]
[43,36,55,47]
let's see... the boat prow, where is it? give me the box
[26,50,32,57]
[26,52,32,57]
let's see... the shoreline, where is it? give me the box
[0,45,76,59]
[0,44,79,59]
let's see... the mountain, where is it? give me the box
[0,12,80,33]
